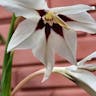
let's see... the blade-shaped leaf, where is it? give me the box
[1,14,16,96]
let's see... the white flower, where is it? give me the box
[0,0,96,80]
[54,51,96,96]
[11,52,96,96]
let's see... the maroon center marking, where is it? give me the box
[52,23,64,38]
[35,18,45,30]
[35,12,65,41]
[45,23,51,41]
[36,10,47,17]
[58,14,73,22]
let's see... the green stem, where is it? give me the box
[1,14,16,96]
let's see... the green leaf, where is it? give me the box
[1,14,16,96]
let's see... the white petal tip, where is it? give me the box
[7,46,12,53]
[7,48,10,53]
[91,6,96,10]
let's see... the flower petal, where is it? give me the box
[11,28,54,80]
[15,0,48,9]
[43,37,55,81]
[32,29,46,64]
[50,4,93,15]
[0,0,39,18]
[7,17,40,52]
[53,66,96,96]
[63,28,77,58]
[67,21,96,34]
[32,31,55,81]
[9,28,45,50]
[66,68,96,96]
[65,12,96,24]
[78,51,96,65]
[50,30,76,65]
[78,64,96,71]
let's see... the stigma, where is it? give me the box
[42,11,70,29]
[43,11,56,26]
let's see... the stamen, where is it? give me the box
[44,12,53,21]
[43,11,55,26]
[44,11,70,29]
[52,14,70,30]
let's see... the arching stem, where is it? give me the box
[11,69,45,96]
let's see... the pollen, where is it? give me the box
[44,12,53,21]
[43,11,70,29]
[43,11,55,26]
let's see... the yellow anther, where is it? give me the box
[52,15,70,30]
[44,11,70,29]
[44,12,53,20]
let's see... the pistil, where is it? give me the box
[43,11,55,26]
[43,11,70,29]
